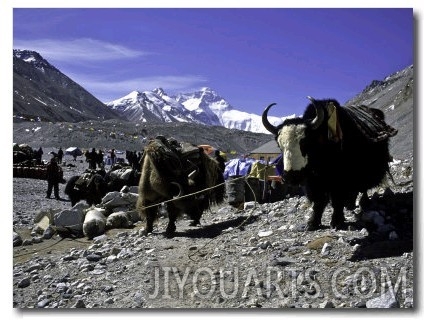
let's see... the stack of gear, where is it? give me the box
[144,136,204,191]
[343,105,398,142]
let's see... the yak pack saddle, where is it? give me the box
[144,136,203,188]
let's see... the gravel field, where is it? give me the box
[11,149,414,311]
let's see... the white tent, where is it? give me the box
[65,147,83,157]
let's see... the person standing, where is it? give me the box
[35,147,43,165]
[110,149,116,167]
[46,157,61,200]
[97,149,105,169]
[57,147,64,164]
[88,148,98,170]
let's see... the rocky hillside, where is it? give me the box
[345,65,413,160]
[13,49,123,122]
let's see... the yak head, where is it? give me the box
[262,97,331,185]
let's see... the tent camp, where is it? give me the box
[65,147,83,157]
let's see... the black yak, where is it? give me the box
[64,170,108,207]
[262,97,398,230]
[136,136,225,237]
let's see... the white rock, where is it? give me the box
[321,243,331,255]
[72,201,90,210]
[106,255,118,263]
[103,196,131,209]
[258,230,273,238]
[93,234,108,243]
[249,236,258,244]
[101,191,121,204]
[244,201,256,210]
[121,192,139,204]
[53,209,85,233]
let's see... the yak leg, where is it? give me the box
[344,191,358,210]
[305,180,329,231]
[165,202,177,237]
[189,204,203,227]
[69,192,80,207]
[306,201,326,231]
[358,192,371,210]
[330,193,346,230]
[189,212,202,227]
[144,206,158,235]
[306,193,328,231]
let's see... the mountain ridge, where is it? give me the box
[106,86,286,133]
[13,49,123,123]
[12,49,413,159]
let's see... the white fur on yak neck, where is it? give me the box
[277,124,308,172]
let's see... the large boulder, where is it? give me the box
[53,209,85,233]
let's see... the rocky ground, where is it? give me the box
[11,148,415,310]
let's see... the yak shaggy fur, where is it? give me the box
[136,142,225,237]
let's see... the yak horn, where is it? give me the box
[170,182,184,198]
[262,103,278,135]
[188,169,198,180]
[307,96,325,130]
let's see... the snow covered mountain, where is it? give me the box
[106,87,286,134]
[106,88,199,124]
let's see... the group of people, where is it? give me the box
[43,144,227,202]
[44,146,113,201]
[84,148,104,170]
[38,147,64,165]
[126,150,142,171]
[84,148,121,170]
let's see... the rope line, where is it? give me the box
[136,175,244,212]
[14,237,66,258]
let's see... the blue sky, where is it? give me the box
[12,7,413,117]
